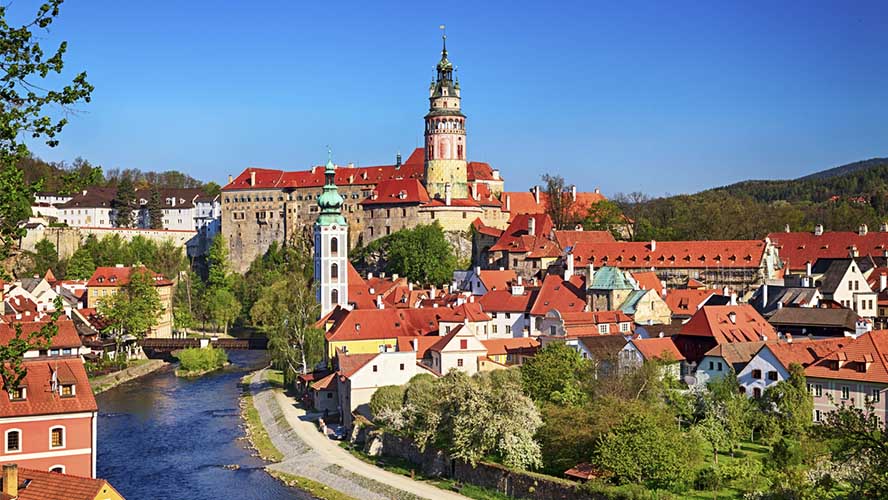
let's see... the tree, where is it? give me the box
[817,400,888,496]
[148,187,163,229]
[64,247,96,279]
[207,287,239,336]
[114,177,136,228]
[59,157,103,195]
[583,200,625,239]
[369,385,406,420]
[520,342,591,406]
[542,174,577,230]
[0,0,93,260]
[696,415,731,464]
[385,223,457,286]
[98,267,162,345]
[251,273,323,382]
[26,239,58,277]
[479,369,543,469]
[207,234,232,290]
[763,363,813,439]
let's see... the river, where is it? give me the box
[96,350,313,500]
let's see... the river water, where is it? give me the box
[96,350,312,500]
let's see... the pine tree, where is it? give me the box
[148,187,164,229]
[114,177,136,228]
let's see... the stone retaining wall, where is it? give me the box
[90,359,168,394]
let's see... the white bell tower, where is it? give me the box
[314,150,348,317]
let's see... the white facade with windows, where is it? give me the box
[737,346,790,398]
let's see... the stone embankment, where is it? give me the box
[90,359,167,394]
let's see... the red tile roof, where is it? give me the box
[323,308,445,342]
[466,162,499,182]
[765,338,848,369]
[490,214,554,252]
[477,289,538,313]
[396,336,442,359]
[471,218,504,239]
[554,230,616,249]
[805,330,888,384]
[679,305,776,344]
[530,274,586,316]
[451,302,492,322]
[347,263,377,309]
[0,358,97,417]
[337,351,380,379]
[361,178,430,206]
[631,337,685,361]
[631,271,663,295]
[480,337,540,356]
[477,270,517,292]
[14,467,121,500]
[768,230,888,271]
[554,310,635,336]
[571,240,768,269]
[87,266,172,287]
[0,319,82,350]
[467,183,503,207]
[503,190,606,219]
[664,289,716,316]
[310,372,338,391]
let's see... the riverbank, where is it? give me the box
[89,359,167,394]
[242,368,468,500]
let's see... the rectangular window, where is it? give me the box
[598,324,609,334]
[491,325,498,334]
[399,364,405,371]
[717,362,723,371]
[51,428,63,448]
[873,389,881,403]
[6,431,20,452]
[505,325,512,335]
[60,384,74,397]
[550,326,557,335]
[709,361,714,370]
[372,365,378,373]
[752,369,762,379]
[505,313,511,319]
[815,384,822,397]
[9,387,25,401]
[767,371,778,381]
[814,410,822,422]
[457,358,464,367]
[841,386,850,400]
[619,323,630,333]
[460,339,468,349]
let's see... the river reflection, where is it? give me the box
[97,350,312,500]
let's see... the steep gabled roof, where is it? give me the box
[664,289,717,317]
[14,467,122,500]
[477,270,517,292]
[679,305,776,344]
[703,341,770,366]
[471,218,504,239]
[530,274,586,316]
[361,178,430,206]
[631,337,685,361]
[631,271,663,295]
[87,266,172,287]
[0,320,82,350]
[489,214,555,254]
[805,330,888,384]
[477,289,538,313]
[0,358,97,417]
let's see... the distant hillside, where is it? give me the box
[619,157,888,241]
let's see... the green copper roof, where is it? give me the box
[316,151,346,226]
[619,289,648,315]
[590,266,634,290]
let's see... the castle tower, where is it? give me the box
[314,150,348,317]
[424,31,468,200]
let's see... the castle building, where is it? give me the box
[315,153,349,317]
[221,34,603,273]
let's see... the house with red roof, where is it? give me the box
[805,329,888,424]
[529,274,587,335]
[488,214,562,279]
[426,324,488,376]
[501,185,606,222]
[0,358,98,478]
[663,289,724,320]
[463,268,517,296]
[737,338,847,398]
[767,225,888,273]
[334,349,417,429]
[0,464,125,500]
[477,281,538,339]
[568,239,781,294]
[0,320,88,360]
[480,337,539,366]
[672,305,777,364]
[86,266,174,338]
[620,337,685,381]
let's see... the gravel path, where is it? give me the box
[248,369,466,500]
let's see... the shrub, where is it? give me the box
[370,385,406,420]
[177,346,228,374]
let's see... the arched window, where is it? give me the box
[331,263,339,281]
[5,429,21,453]
[457,145,463,160]
[330,237,338,255]
[49,465,65,474]
[50,426,65,449]
[331,289,339,305]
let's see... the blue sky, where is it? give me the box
[24,0,888,196]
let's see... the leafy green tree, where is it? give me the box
[385,222,457,286]
[369,385,406,420]
[251,272,323,382]
[596,405,700,490]
[64,247,96,279]
[148,187,163,229]
[0,0,93,260]
[403,373,443,451]
[59,157,102,195]
[584,200,625,239]
[113,177,136,228]
[99,267,162,344]
[203,181,222,197]
[696,415,731,464]
[478,369,543,469]
[207,234,232,290]
[26,238,58,277]
[207,287,239,335]
[817,399,888,497]
[763,363,813,439]
[520,342,591,406]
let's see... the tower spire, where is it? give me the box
[317,147,345,226]
[440,24,447,58]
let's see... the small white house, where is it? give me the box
[336,350,417,429]
[736,338,846,398]
[427,324,488,376]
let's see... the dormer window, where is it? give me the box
[9,387,26,401]
[60,384,75,397]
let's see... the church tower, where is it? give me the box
[314,151,348,317]
[424,32,468,200]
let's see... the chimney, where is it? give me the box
[859,224,868,236]
[570,185,577,202]
[594,187,601,195]
[392,273,399,281]
[882,222,888,233]
[565,253,575,280]
[850,245,859,258]
[228,174,233,184]
[430,285,436,298]
[814,224,823,236]
[445,183,452,206]
[777,300,783,310]
[587,264,595,283]
[528,217,536,237]
[376,295,384,309]
[728,311,737,324]
[730,292,738,306]
[762,284,768,306]
[474,266,481,276]
[396,152,402,168]
[2,464,17,497]
[408,282,414,291]
[785,333,792,343]
[802,276,810,288]
[505,195,511,211]
[411,338,418,351]
[250,171,256,186]
[806,261,812,277]
[82,189,87,196]
[532,185,540,204]
[650,240,656,252]
[784,224,790,233]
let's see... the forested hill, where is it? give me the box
[618,157,888,241]
[704,157,888,205]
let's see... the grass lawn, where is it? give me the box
[684,440,771,499]
[339,443,512,500]
[240,375,284,462]
[265,369,285,390]
[268,471,358,500]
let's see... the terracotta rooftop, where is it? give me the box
[477,270,517,292]
[502,190,606,219]
[87,266,172,287]
[322,307,447,342]
[477,289,538,313]
[11,467,121,500]
[361,178,430,206]
[768,230,888,271]
[631,337,685,362]
[805,330,888,384]
[631,271,663,295]
[336,351,380,379]
[530,274,586,316]
[571,240,768,269]
[0,358,97,417]
[679,305,776,344]
[554,230,616,250]
[0,319,82,350]
[480,337,540,356]
[664,289,718,317]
